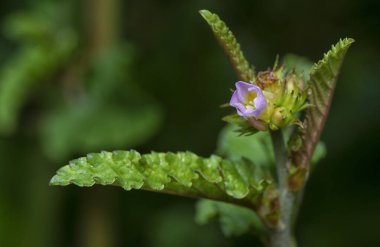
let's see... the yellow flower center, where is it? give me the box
[243,92,257,110]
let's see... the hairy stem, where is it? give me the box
[269,130,295,247]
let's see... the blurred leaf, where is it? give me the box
[40,44,162,160]
[282,54,313,81]
[196,199,266,237]
[86,44,135,102]
[3,2,73,43]
[292,38,354,170]
[0,2,77,134]
[217,124,274,169]
[149,205,232,247]
[41,103,162,161]
[0,40,76,134]
[311,141,326,166]
[199,10,255,82]
[4,12,51,42]
[50,150,272,209]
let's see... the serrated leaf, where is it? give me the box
[199,10,255,82]
[292,38,354,169]
[212,124,280,231]
[50,150,272,209]
[195,199,266,237]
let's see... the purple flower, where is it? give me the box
[230,81,267,118]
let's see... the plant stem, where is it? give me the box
[269,130,295,247]
[79,1,121,247]
[86,0,119,55]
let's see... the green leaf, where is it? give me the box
[3,2,72,43]
[0,40,76,134]
[216,125,280,228]
[217,124,274,169]
[0,3,77,135]
[311,141,326,166]
[41,104,162,161]
[40,45,162,160]
[85,44,135,103]
[292,38,354,169]
[199,10,255,82]
[195,199,266,237]
[194,124,279,233]
[148,205,229,247]
[282,54,313,81]
[50,150,271,209]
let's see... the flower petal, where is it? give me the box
[235,81,252,101]
[252,89,267,118]
[229,81,267,119]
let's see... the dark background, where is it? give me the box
[0,0,379,246]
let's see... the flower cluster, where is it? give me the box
[228,66,308,132]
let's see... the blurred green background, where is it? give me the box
[0,0,379,246]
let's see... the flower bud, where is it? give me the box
[270,107,287,130]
